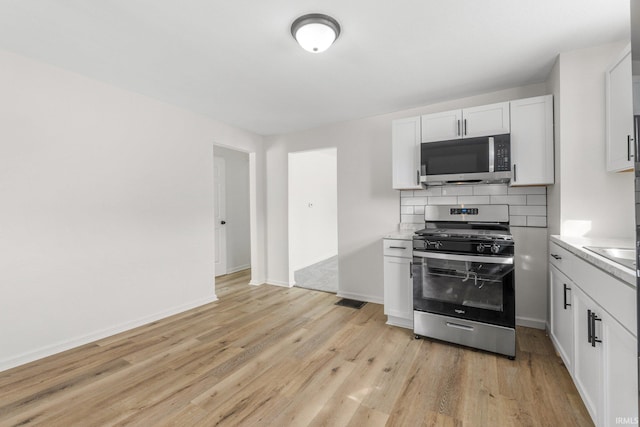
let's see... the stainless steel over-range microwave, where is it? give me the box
[420,134,511,185]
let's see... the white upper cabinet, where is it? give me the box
[510,95,554,186]
[462,102,510,138]
[420,109,463,142]
[392,116,422,190]
[605,44,634,172]
[421,102,509,143]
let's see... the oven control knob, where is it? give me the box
[476,244,485,253]
[491,244,501,254]
[435,241,443,249]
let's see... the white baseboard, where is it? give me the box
[249,280,264,286]
[0,294,218,373]
[386,315,413,330]
[336,291,383,305]
[266,279,292,288]
[516,316,546,330]
[227,264,250,274]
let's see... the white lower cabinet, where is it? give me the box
[549,240,638,426]
[383,238,413,329]
[602,309,637,426]
[549,265,574,373]
[572,286,603,423]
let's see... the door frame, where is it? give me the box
[212,143,262,287]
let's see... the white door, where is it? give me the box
[392,116,422,189]
[510,95,554,186]
[606,46,634,172]
[214,156,227,276]
[421,109,463,142]
[549,265,574,373]
[462,101,510,138]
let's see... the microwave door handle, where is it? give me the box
[488,137,495,172]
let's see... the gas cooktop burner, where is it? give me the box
[415,228,513,241]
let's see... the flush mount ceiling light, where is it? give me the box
[291,13,341,53]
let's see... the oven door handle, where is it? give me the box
[412,251,514,265]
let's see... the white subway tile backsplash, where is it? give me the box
[527,216,547,227]
[510,205,547,216]
[507,186,546,195]
[457,195,491,205]
[527,195,546,205]
[398,183,548,229]
[473,184,508,196]
[427,196,459,205]
[403,197,428,206]
[442,186,473,196]
[400,206,414,214]
[401,214,424,224]
[414,187,442,197]
[510,216,527,226]
[490,195,527,205]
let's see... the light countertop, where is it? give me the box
[550,235,635,287]
[384,223,422,240]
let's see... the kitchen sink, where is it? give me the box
[583,246,636,270]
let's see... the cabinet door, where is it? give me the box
[462,101,510,138]
[602,311,638,427]
[606,45,634,172]
[572,287,602,425]
[383,255,413,328]
[633,76,640,115]
[549,265,574,373]
[510,95,554,186]
[421,109,462,143]
[392,117,422,189]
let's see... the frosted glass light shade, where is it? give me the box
[291,14,341,53]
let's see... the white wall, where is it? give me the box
[288,149,338,280]
[264,83,548,303]
[213,146,251,274]
[0,49,266,371]
[551,41,635,239]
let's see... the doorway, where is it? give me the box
[213,146,251,278]
[288,148,338,293]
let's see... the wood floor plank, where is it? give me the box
[0,269,593,426]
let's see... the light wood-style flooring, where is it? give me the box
[0,270,592,426]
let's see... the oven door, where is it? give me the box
[413,251,515,328]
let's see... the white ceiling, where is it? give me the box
[0,1,630,135]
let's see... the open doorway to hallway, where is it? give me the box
[214,146,251,278]
[288,148,338,293]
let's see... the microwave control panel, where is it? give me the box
[494,141,510,172]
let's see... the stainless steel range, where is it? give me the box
[412,204,515,359]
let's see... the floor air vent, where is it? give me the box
[335,298,366,309]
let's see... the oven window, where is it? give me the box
[418,258,513,312]
[421,138,489,175]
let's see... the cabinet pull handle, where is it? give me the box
[409,261,413,279]
[457,120,461,136]
[591,312,602,347]
[388,246,407,249]
[563,283,571,309]
[628,135,632,161]
[513,164,517,182]
[446,322,474,331]
[416,169,420,186]
[550,254,562,260]
[464,119,467,136]
[587,309,592,344]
